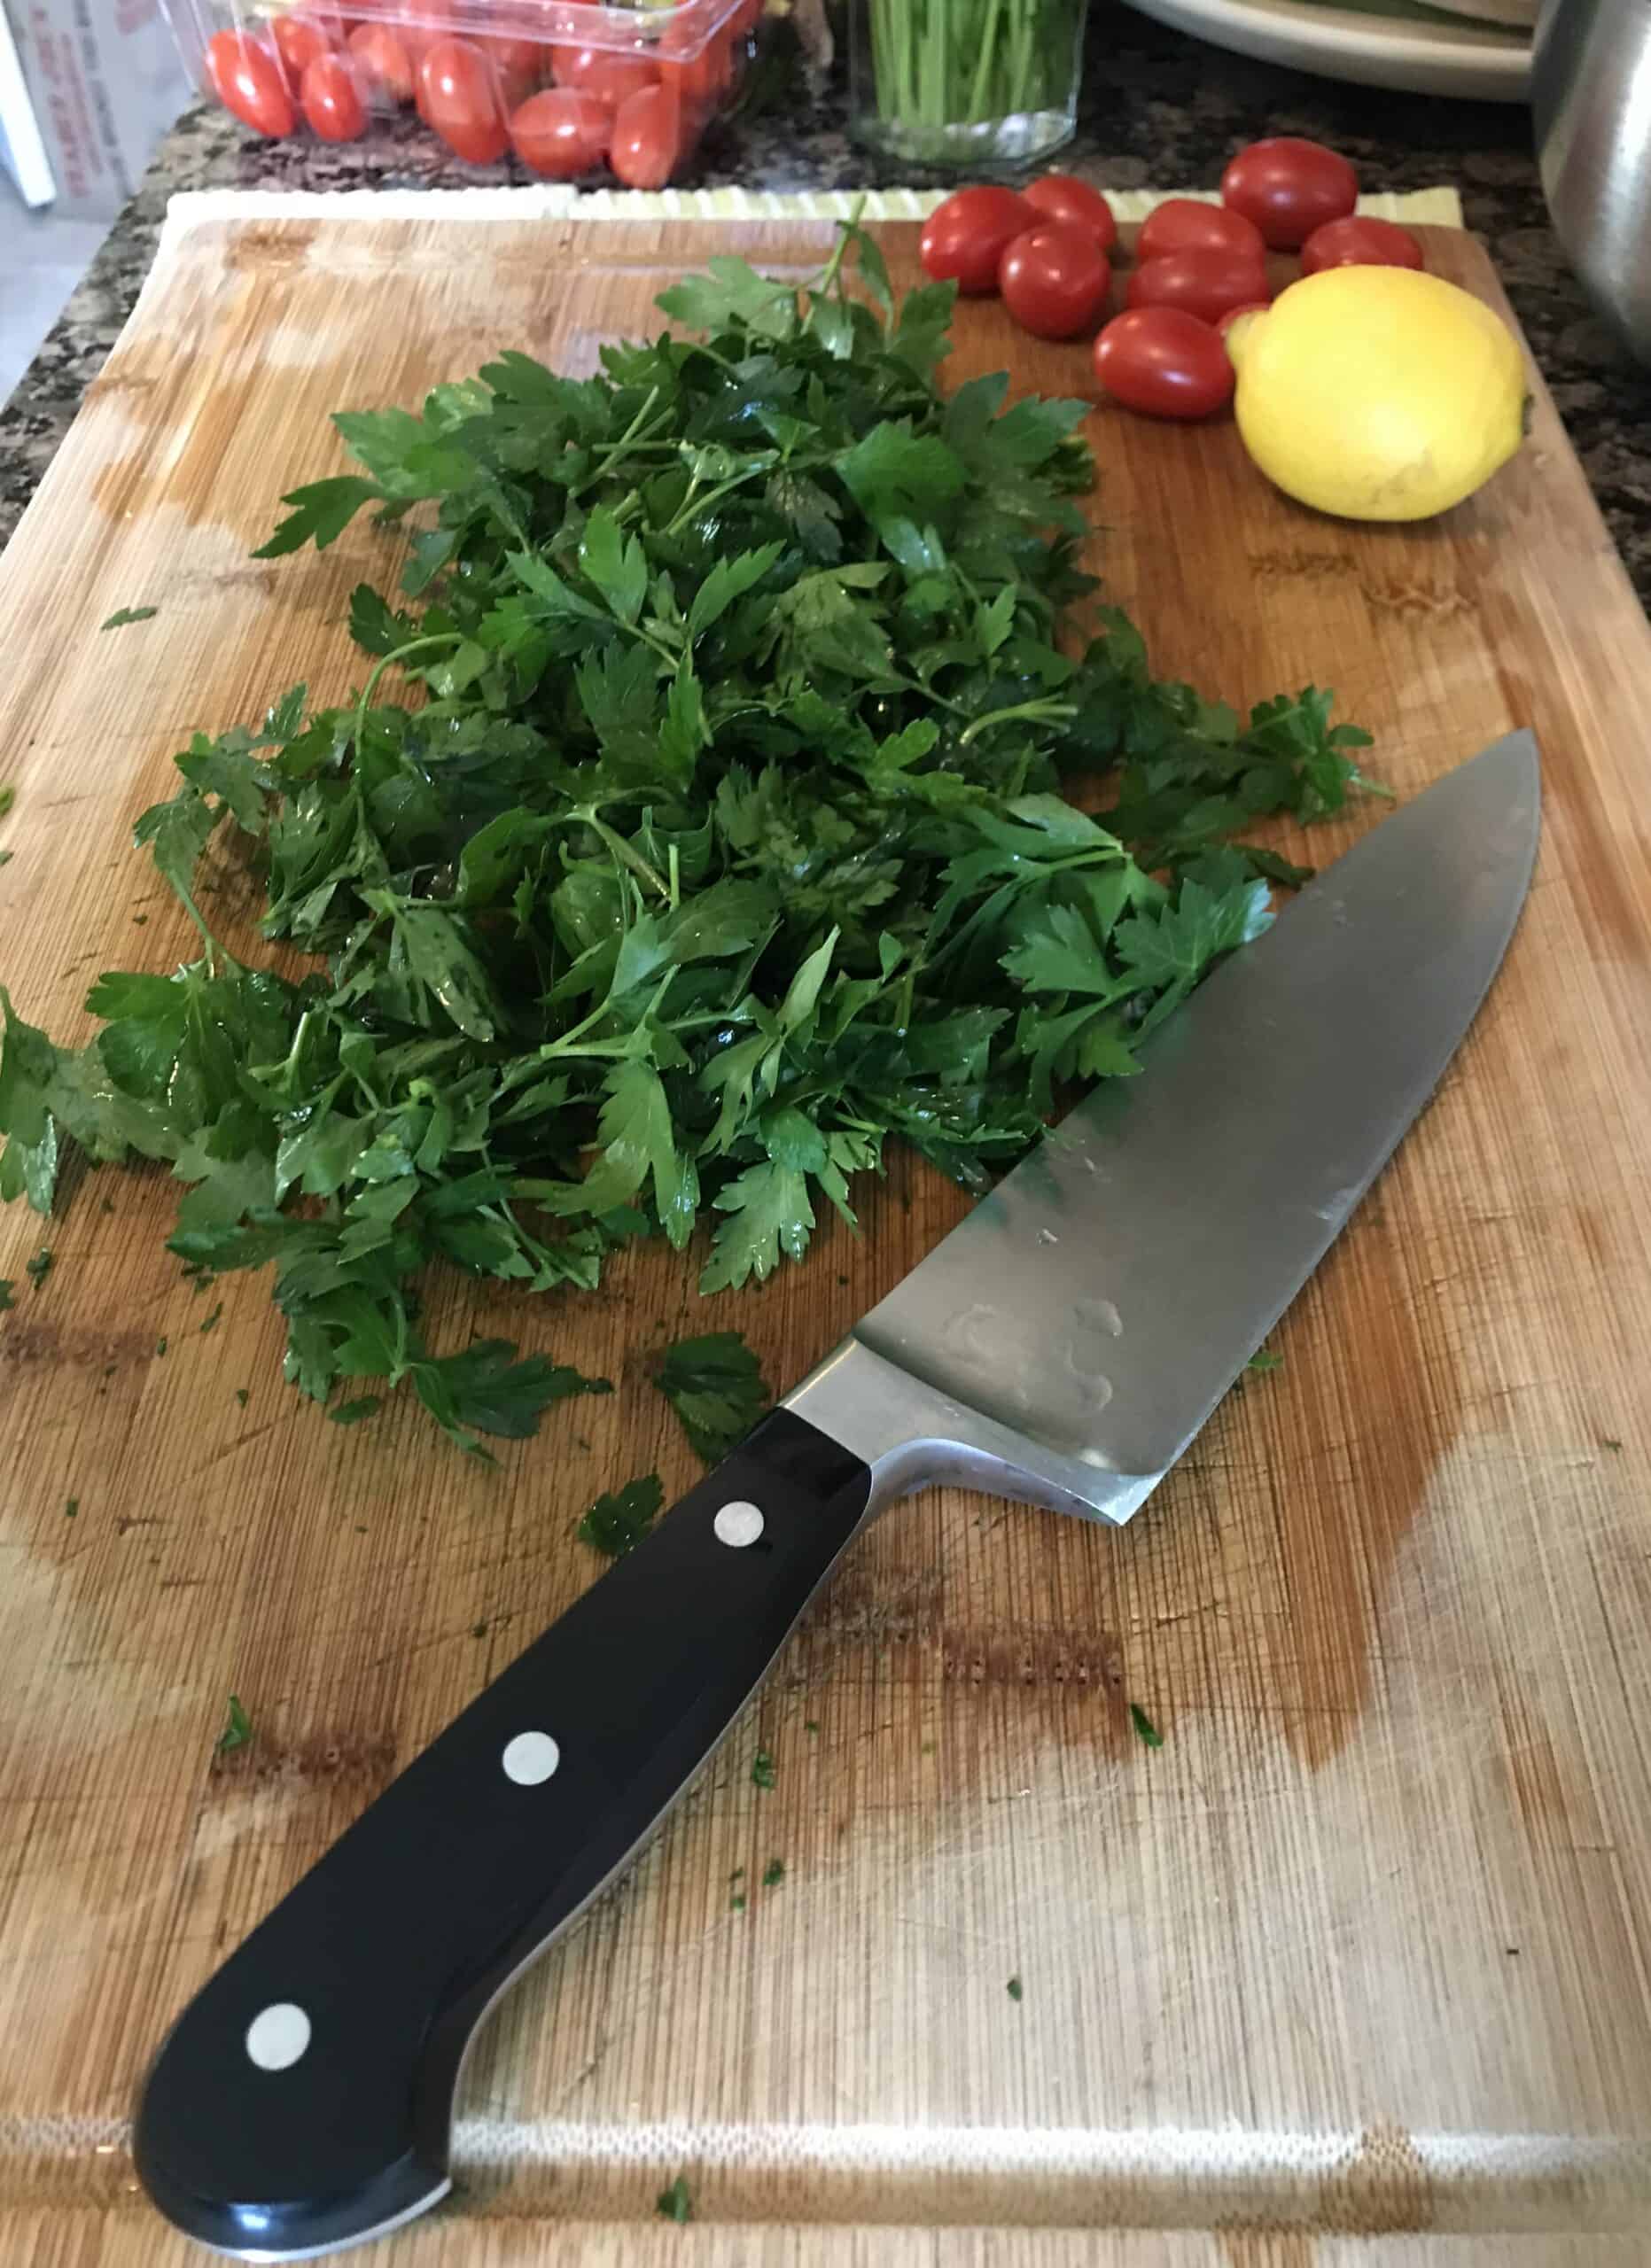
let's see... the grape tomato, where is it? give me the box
[206,30,296,135]
[270,11,339,74]
[1021,173,1117,254]
[417,35,508,159]
[1300,215,1425,274]
[1137,196,1266,265]
[510,83,610,173]
[300,48,366,136]
[999,223,1110,340]
[347,21,415,101]
[1093,307,1234,420]
[1221,137,1358,251]
[919,185,1038,296]
[609,81,681,185]
[1127,247,1270,327]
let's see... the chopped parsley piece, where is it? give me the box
[235,1386,249,1407]
[64,1496,79,1518]
[1129,1702,1164,1750]
[24,1247,51,1289]
[0,1280,12,1309]
[729,1892,746,1913]
[761,1858,784,1887]
[653,1330,771,1464]
[751,1748,776,1790]
[199,1301,223,1333]
[155,1335,167,1356]
[577,1472,663,1558]
[330,1394,381,1426]
[216,1694,252,1755]
[100,606,159,630]
[1247,1348,1283,1373]
[1007,1975,1024,2002]
[656,2175,692,2224]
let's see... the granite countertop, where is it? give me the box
[4,12,1650,602]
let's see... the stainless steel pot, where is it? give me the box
[1532,0,1651,363]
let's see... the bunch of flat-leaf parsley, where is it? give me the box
[0,225,1376,1450]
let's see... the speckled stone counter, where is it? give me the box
[4,12,1650,603]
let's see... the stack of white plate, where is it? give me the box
[1118,0,1533,100]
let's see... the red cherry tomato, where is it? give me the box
[1300,214,1425,275]
[417,36,508,159]
[919,185,1037,297]
[1220,136,1358,251]
[1137,195,1266,265]
[1021,173,1117,255]
[1215,299,1272,334]
[509,84,610,174]
[1093,307,1234,421]
[206,30,296,135]
[347,21,414,100]
[479,33,541,105]
[300,47,366,135]
[609,82,682,186]
[550,41,658,103]
[1127,248,1269,327]
[999,222,1110,340]
[269,10,338,74]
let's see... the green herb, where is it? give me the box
[656,2175,692,2224]
[729,1865,744,1880]
[1247,1348,1282,1373]
[216,1693,252,1754]
[235,1386,249,1407]
[867,0,1083,146]
[1007,1974,1024,2001]
[65,1496,79,1518]
[577,1472,664,1557]
[155,1336,167,1356]
[0,786,13,819]
[330,1394,381,1425]
[1603,1438,1624,1453]
[729,1891,746,1912]
[24,1247,51,1289]
[751,1747,776,1790]
[199,1301,223,1333]
[0,230,1372,1449]
[654,1330,771,1463]
[1129,1702,1163,1750]
[761,1857,784,1887]
[101,606,159,630]
[0,1280,12,1309]
[804,1720,820,1735]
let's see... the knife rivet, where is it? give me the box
[502,1730,561,1786]
[713,1501,764,1548]
[245,2003,310,2072]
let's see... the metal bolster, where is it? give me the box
[782,1336,1162,1527]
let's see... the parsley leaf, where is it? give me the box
[577,1472,664,1558]
[655,2175,693,2225]
[1129,1703,1164,1750]
[654,1330,771,1463]
[216,1694,252,1755]
[100,606,158,630]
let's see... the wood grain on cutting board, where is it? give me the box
[0,217,1647,2264]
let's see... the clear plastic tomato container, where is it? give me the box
[161,0,763,181]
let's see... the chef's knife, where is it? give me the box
[135,731,1539,2262]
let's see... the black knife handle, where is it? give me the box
[134,1410,872,2260]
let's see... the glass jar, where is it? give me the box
[849,0,1087,170]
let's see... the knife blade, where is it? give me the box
[134,730,1539,2263]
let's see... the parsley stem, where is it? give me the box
[958,698,1077,748]
[354,634,463,751]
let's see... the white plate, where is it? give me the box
[1118,0,1530,100]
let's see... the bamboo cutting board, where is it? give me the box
[0,210,1649,2268]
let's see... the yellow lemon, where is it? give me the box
[1228,266,1528,522]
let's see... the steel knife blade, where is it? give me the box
[134,731,1539,2263]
